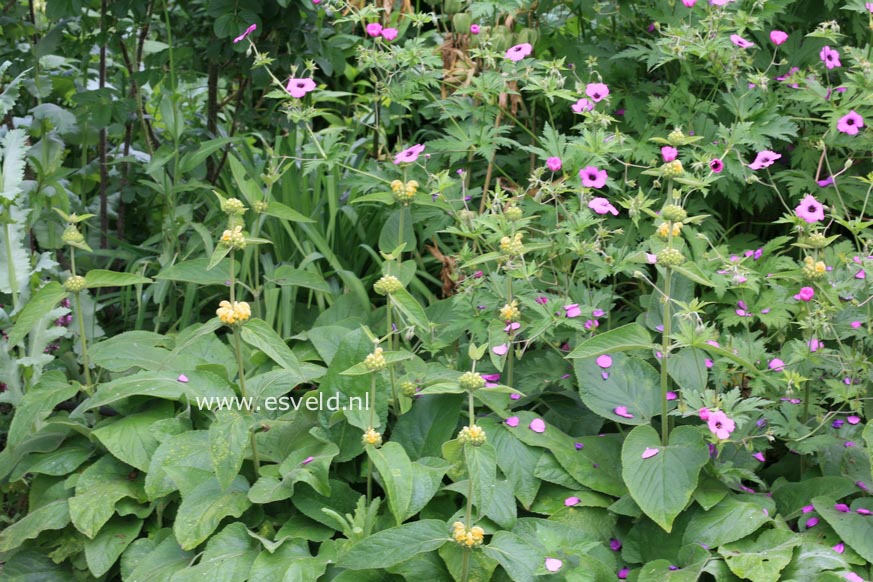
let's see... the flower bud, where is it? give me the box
[459,371,485,392]
[64,275,86,293]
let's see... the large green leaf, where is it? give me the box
[392,394,463,459]
[73,370,232,413]
[390,288,430,333]
[814,496,873,562]
[92,402,173,471]
[481,417,541,509]
[69,456,145,539]
[209,410,251,491]
[240,318,302,371]
[125,532,194,582]
[145,431,211,500]
[621,425,709,532]
[0,499,70,552]
[84,517,143,577]
[265,199,315,223]
[337,520,449,570]
[717,528,801,582]
[0,549,70,582]
[465,444,497,519]
[566,323,653,359]
[481,531,543,582]
[173,475,251,550]
[7,282,67,346]
[268,265,331,292]
[368,442,414,525]
[5,371,76,449]
[170,523,259,582]
[155,258,239,285]
[683,494,774,547]
[575,354,663,425]
[84,269,152,289]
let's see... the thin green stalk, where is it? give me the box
[367,372,376,503]
[232,329,260,473]
[3,223,19,310]
[506,275,514,388]
[74,292,92,390]
[387,298,399,412]
[461,389,475,582]
[660,265,673,446]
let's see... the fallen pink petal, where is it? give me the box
[505,416,519,427]
[545,557,563,572]
[641,447,659,459]
[614,406,634,419]
[529,418,546,433]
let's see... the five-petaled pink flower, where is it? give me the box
[838,111,864,136]
[730,34,754,49]
[564,304,581,318]
[770,30,788,45]
[546,157,562,172]
[580,166,607,188]
[585,83,609,102]
[233,24,257,44]
[706,410,736,440]
[366,23,383,37]
[661,146,678,162]
[381,28,398,41]
[572,98,594,113]
[795,194,825,223]
[470,24,480,35]
[710,158,724,173]
[286,78,316,98]
[682,0,697,6]
[748,150,781,170]
[394,143,425,164]
[820,46,841,69]
[505,43,532,61]
[588,197,618,215]
[794,286,815,302]
[769,358,785,371]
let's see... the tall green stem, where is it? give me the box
[660,265,673,446]
[367,372,376,503]
[460,389,475,582]
[387,298,399,412]
[3,223,19,310]
[233,329,260,473]
[74,292,92,390]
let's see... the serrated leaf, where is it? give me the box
[7,282,67,346]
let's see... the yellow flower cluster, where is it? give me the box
[452,521,485,548]
[499,300,520,322]
[220,225,246,250]
[803,256,827,279]
[224,197,247,215]
[374,275,403,295]
[362,427,383,447]
[364,347,387,371]
[662,160,684,177]
[499,232,525,256]
[656,221,683,239]
[391,179,419,203]
[458,424,487,446]
[216,300,251,325]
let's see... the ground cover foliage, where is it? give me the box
[1,0,873,580]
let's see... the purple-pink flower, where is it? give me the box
[580,166,607,188]
[710,158,724,173]
[381,28,398,41]
[285,78,317,98]
[505,43,532,62]
[233,24,257,44]
[366,23,383,37]
[394,143,425,164]
[837,111,864,136]
[546,157,562,172]
[795,194,825,223]
[770,30,788,45]
[794,286,815,302]
[661,146,678,162]
[682,0,697,6]
[564,304,581,318]
[730,34,754,49]
[572,98,594,113]
[748,150,781,170]
[588,197,618,215]
[585,83,609,102]
[820,46,841,69]
[470,24,480,35]
[707,410,736,440]
[769,358,785,371]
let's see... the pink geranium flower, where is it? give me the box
[233,24,257,44]
[572,98,594,113]
[748,150,781,170]
[820,46,841,69]
[546,157,562,172]
[285,78,317,98]
[470,24,480,35]
[505,43,532,61]
[366,23,383,37]
[770,30,788,45]
[710,158,724,173]
[682,0,697,6]
[393,143,425,164]
[730,34,754,49]
[794,286,815,302]
[838,111,864,136]
[707,410,736,440]
[588,197,618,215]
[381,28,398,41]
[564,303,581,318]
[795,194,825,223]
[585,83,609,102]
[661,146,678,162]
[579,166,607,188]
